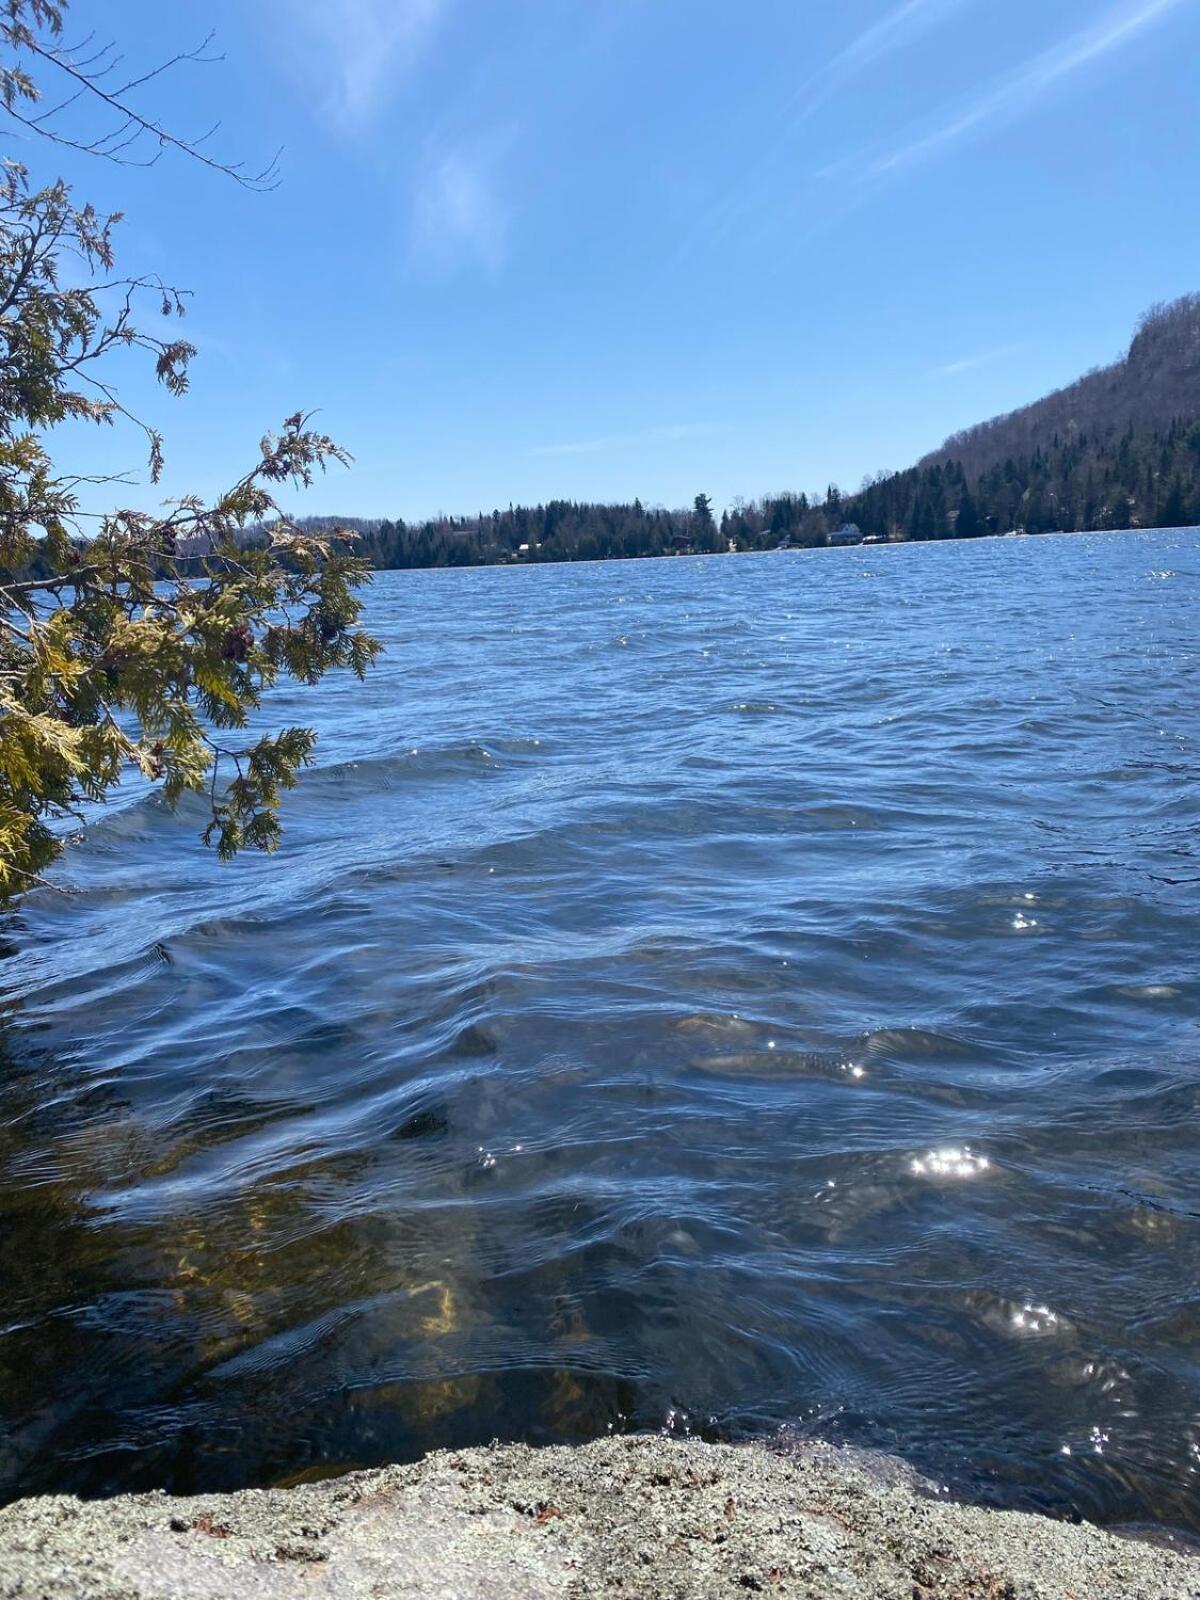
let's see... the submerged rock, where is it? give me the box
[0,1435,1195,1599]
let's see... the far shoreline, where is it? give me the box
[352,521,1199,577]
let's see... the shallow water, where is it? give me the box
[2,531,1199,1528]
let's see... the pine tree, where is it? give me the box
[956,488,982,538]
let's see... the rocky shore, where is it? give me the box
[0,1435,1195,1599]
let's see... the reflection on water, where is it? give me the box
[2,531,1199,1529]
[909,1146,991,1179]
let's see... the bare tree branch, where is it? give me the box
[3,12,282,188]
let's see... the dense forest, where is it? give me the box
[922,293,1200,478]
[332,293,1200,566]
[8,297,1200,585]
[829,414,1200,540]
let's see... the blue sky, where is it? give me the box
[20,0,1200,520]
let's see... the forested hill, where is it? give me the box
[817,294,1200,540]
[329,293,1200,564]
[21,295,1193,584]
[921,294,1200,479]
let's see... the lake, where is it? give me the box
[2,530,1198,1530]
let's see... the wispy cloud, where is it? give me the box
[679,0,972,262]
[530,423,728,458]
[285,0,453,131]
[409,127,516,275]
[932,343,1025,378]
[874,0,1189,175]
[794,0,973,118]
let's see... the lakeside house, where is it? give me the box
[829,523,863,546]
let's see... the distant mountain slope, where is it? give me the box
[207,295,1200,576]
[920,294,1200,479]
[13,301,1195,588]
[823,293,1200,539]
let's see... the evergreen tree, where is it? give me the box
[956,488,982,538]
[0,1,379,901]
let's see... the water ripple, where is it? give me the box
[1,530,1199,1531]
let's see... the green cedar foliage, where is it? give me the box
[0,2,379,902]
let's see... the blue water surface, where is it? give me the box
[2,530,1198,1526]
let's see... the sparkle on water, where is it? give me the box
[1,530,1199,1531]
[909,1146,991,1180]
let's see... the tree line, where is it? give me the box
[15,407,1199,599]
[12,288,1200,594]
[285,412,1200,575]
[12,408,1200,595]
[328,293,1200,564]
[836,418,1200,539]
